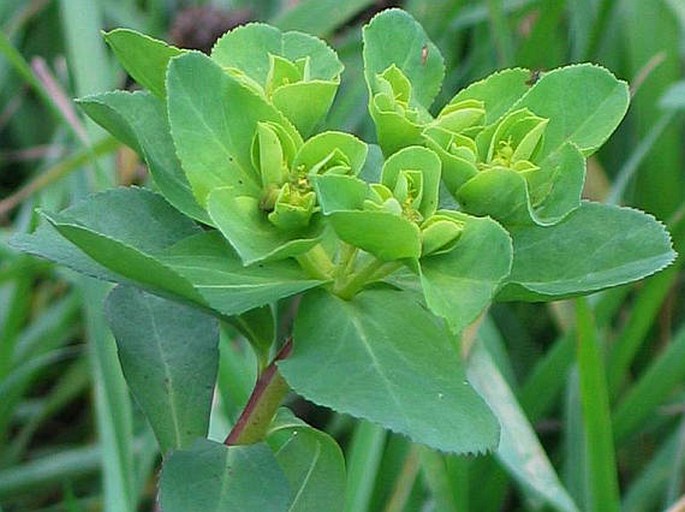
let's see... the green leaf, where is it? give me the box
[166,51,302,206]
[105,286,219,454]
[575,298,620,512]
[78,91,210,224]
[362,9,445,109]
[211,23,343,85]
[468,343,580,512]
[313,174,370,213]
[314,174,422,261]
[329,211,421,261]
[26,187,201,297]
[456,168,534,225]
[104,28,184,98]
[77,93,139,152]
[293,132,368,176]
[41,195,203,303]
[158,232,324,316]
[160,439,290,512]
[267,409,346,512]
[13,189,320,317]
[420,213,512,334]
[456,142,585,226]
[207,187,323,265]
[279,288,500,454]
[272,81,339,136]
[369,93,425,156]
[511,63,630,160]
[498,202,677,301]
[526,142,586,223]
[444,67,531,124]
[11,221,121,284]
[211,24,343,136]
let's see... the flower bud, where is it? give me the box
[392,169,423,212]
[267,183,316,231]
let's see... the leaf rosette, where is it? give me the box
[161,49,364,266]
[209,125,368,266]
[211,23,344,137]
[450,105,585,227]
[363,10,630,228]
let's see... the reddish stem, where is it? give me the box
[224,339,293,445]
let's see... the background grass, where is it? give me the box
[0,0,684,510]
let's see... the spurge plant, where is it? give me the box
[12,8,676,511]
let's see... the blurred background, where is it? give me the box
[0,0,684,510]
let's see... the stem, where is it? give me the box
[295,244,335,280]
[334,258,402,300]
[337,243,358,273]
[224,339,292,446]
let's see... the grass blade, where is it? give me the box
[344,421,386,512]
[419,447,459,512]
[607,263,681,398]
[622,426,683,512]
[58,0,134,509]
[468,342,579,512]
[271,0,374,37]
[575,298,620,512]
[613,325,685,443]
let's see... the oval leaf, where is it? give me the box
[498,202,676,301]
[207,187,323,265]
[267,409,346,512]
[106,286,219,453]
[420,212,513,334]
[166,52,302,205]
[36,188,203,303]
[104,28,184,98]
[272,80,339,136]
[211,23,343,84]
[160,439,290,512]
[279,288,500,454]
[444,67,531,124]
[511,63,630,160]
[158,232,324,316]
[329,210,421,261]
[78,91,210,223]
[362,9,445,108]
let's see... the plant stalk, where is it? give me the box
[224,339,292,446]
[334,259,402,300]
[296,244,335,280]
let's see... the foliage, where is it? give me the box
[1,1,684,511]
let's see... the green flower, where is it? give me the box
[314,146,441,261]
[369,65,433,155]
[479,108,548,175]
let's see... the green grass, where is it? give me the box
[1,0,684,510]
